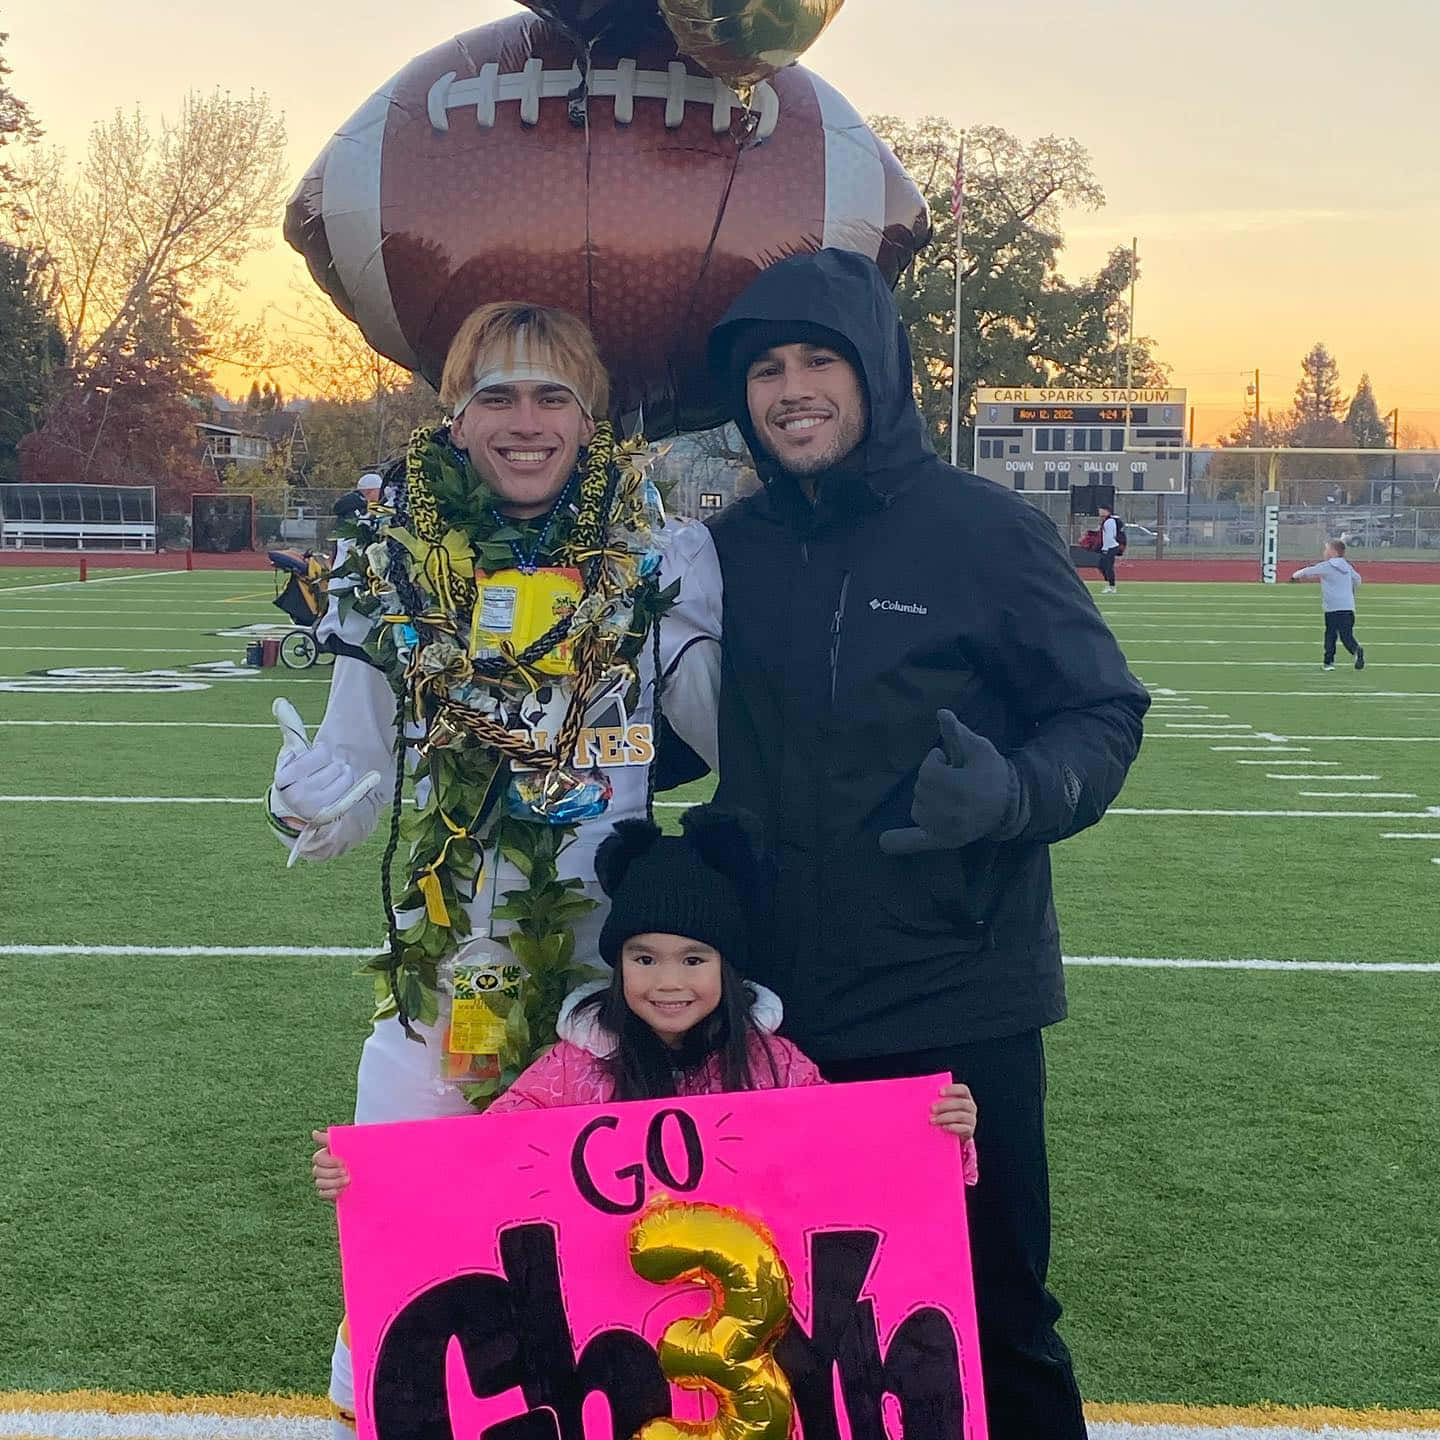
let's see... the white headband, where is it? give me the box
[452,335,593,421]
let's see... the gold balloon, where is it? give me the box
[658,0,846,101]
[629,1198,794,1440]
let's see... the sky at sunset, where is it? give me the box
[5,0,1438,441]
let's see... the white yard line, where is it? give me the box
[1266,774,1380,781]
[0,944,372,957]
[1133,660,1440,667]
[1382,833,1440,840]
[1130,639,1437,647]
[0,721,281,729]
[1151,689,1440,698]
[1205,736,1440,744]
[6,944,1436,974]
[1208,745,1312,752]
[1297,791,1418,799]
[1162,722,1251,729]
[0,647,231,654]
[1065,955,1440,973]
[4,624,253,632]
[1235,760,1337,766]
[0,606,261,615]
[0,570,189,595]
[664,800,1435,818]
[1284,735,1440,742]
[1115,621,1434,630]
[1108,807,1434,817]
[0,795,257,804]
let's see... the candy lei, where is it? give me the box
[334,422,676,1106]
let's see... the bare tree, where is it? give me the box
[12,90,287,375]
[277,287,440,482]
[1,29,42,206]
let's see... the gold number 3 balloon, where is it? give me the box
[629,1198,794,1440]
[658,0,846,101]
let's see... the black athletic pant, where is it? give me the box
[821,1030,1088,1439]
[1324,608,1359,664]
[1097,550,1117,586]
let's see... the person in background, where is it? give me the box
[1097,503,1121,593]
[1290,539,1365,670]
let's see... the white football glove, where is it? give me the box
[270,698,384,865]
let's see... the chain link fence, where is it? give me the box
[1019,492,1440,562]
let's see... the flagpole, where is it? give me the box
[949,132,965,468]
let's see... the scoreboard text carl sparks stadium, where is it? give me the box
[972,386,1188,494]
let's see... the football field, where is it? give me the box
[1,567,1437,1439]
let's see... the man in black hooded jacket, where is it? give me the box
[706,249,1149,1437]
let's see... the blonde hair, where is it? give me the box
[439,302,609,419]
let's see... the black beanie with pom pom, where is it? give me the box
[595,805,761,971]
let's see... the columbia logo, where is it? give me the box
[870,598,928,615]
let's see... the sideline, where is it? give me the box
[1,1392,1437,1440]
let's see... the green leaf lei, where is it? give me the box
[330,422,676,1106]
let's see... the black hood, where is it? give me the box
[708,249,934,503]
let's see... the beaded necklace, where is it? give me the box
[488,475,578,575]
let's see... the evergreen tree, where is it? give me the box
[1346,374,1390,448]
[1292,343,1345,428]
[0,242,65,479]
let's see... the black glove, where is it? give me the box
[879,710,1028,855]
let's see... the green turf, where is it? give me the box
[1,570,1437,1403]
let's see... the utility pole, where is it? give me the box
[1247,369,1263,505]
[1123,237,1138,446]
[1125,238,1138,392]
[949,133,966,469]
[1386,409,1399,525]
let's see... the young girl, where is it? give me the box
[313,806,978,1195]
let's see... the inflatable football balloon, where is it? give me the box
[285,10,929,435]
[658,0,847,98]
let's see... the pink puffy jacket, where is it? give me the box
[487,982,978,1184]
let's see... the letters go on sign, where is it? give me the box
[330,1076,987,1439]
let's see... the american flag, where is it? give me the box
[951,136,965,223]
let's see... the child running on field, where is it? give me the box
[1290,540,1365,670]
[313,805,978,1197]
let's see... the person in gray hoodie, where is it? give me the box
[1290,539,1365,669]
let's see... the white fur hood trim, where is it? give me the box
[555,978,785,1059]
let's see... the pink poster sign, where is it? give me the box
[331,1074,987,1440]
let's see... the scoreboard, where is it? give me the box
[972,387,1188,493]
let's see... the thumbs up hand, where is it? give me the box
[879,710,1026,855]
[269,699,384,863]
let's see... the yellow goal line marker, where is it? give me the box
[0,1393,326,1418]
[1087,1402,1440,1432]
